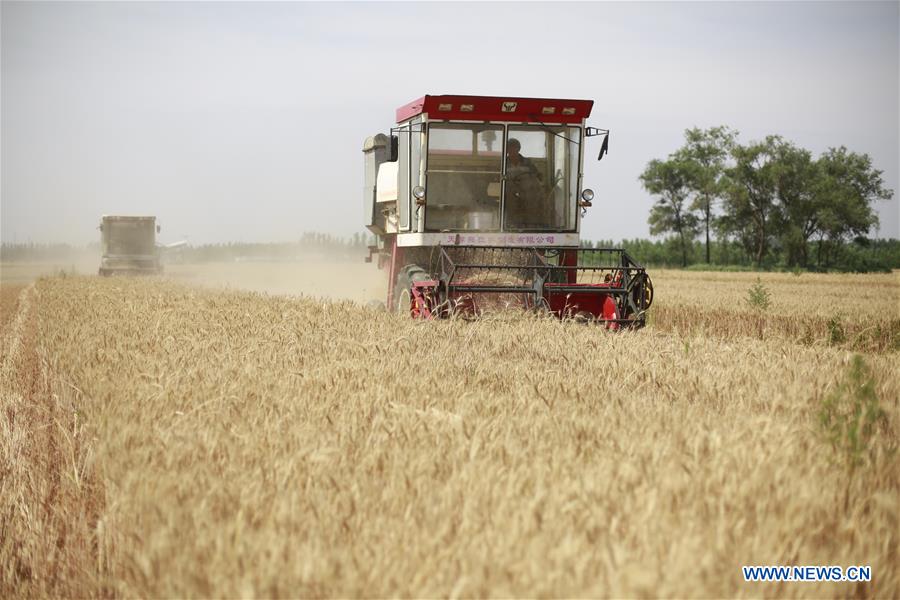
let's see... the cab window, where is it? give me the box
[504,125,580,232]
[424,123,503,232]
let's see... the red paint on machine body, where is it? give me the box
[396,95,593,124]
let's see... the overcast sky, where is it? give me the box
[2,1,898,245]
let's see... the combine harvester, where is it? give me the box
[98,215,184,276]
[363,94,652,328]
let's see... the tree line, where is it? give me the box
[582,238,900,272]
[639,127,895,270]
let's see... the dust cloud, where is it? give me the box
[1,247,388,305]
[164,254,388,305]
[0,250,101,286]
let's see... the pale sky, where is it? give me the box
[2,1,898,245]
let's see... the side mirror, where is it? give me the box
[597,133,609,161]
[585,127,610,161]
[157,225,161,233]
[389,135,399,162]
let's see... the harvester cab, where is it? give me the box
[363,94,652,327]
[98,215,163,276]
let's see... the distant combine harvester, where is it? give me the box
[98,215,162,276]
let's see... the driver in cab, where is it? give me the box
[505,138,545,227]
[506,138,540,179]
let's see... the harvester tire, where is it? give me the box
[393,265,431,314]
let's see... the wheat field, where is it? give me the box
[1,265,898,598]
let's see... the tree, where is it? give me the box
[674,126,737,264]
[641,128,896,271]
[812,147,893,268]
[640,158,700,267]
[720,138,781,266]
[767,138,818,267]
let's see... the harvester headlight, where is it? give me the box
[581,189,595,202]
[412,186,426,200]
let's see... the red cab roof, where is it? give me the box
[396,94,593,124]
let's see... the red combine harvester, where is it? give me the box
[363,94,653,327]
